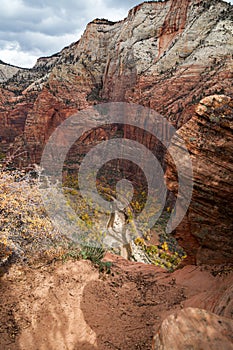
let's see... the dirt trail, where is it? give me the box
[0,255,232,350]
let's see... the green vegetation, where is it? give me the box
[134,236,187,271]
[61,241,111,273]
[63,172,187,271]
[0,166,113,274]
[0,165,68,265]
[0,165,185,273]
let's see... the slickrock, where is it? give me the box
[152,307,233,350]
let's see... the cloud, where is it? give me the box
[0,43,39,68]
[0,0,232,68]
[0,0,141,67]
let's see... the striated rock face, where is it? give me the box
[0,0,232,164]
[105,0,233,126]
[0,1,232,265]
[165,95,233,264]
[152,307,233,350]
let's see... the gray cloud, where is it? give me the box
[0,0,143,67]
[0,0,232,67]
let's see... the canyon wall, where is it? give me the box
[0,0,232,164]
[0,0,232,264]
[166,95,233,264]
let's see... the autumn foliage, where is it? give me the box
[0,166,68,265]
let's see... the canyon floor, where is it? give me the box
[0,254,232,350]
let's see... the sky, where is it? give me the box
[1,0,233,68]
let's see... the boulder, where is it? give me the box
[152,307,233,350]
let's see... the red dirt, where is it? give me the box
[0,254,232,350]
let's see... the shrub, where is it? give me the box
[0,166,67,265]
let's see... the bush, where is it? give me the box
[0,166,68,265]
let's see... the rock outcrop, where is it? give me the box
[0,0,232,164]
[0,60,24,83]
[152,307,233,350]
[166,95,233,264]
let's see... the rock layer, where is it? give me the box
[166,95,233,264]
[0,1,233,265]
[0,0,232,164]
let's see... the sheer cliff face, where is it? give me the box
[166,95,233,265]
[0,1,232,263]
[0,0,232,163]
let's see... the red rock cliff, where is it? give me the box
[165,95,233,265]
[0,1,233,265]
[0,0,232,164]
